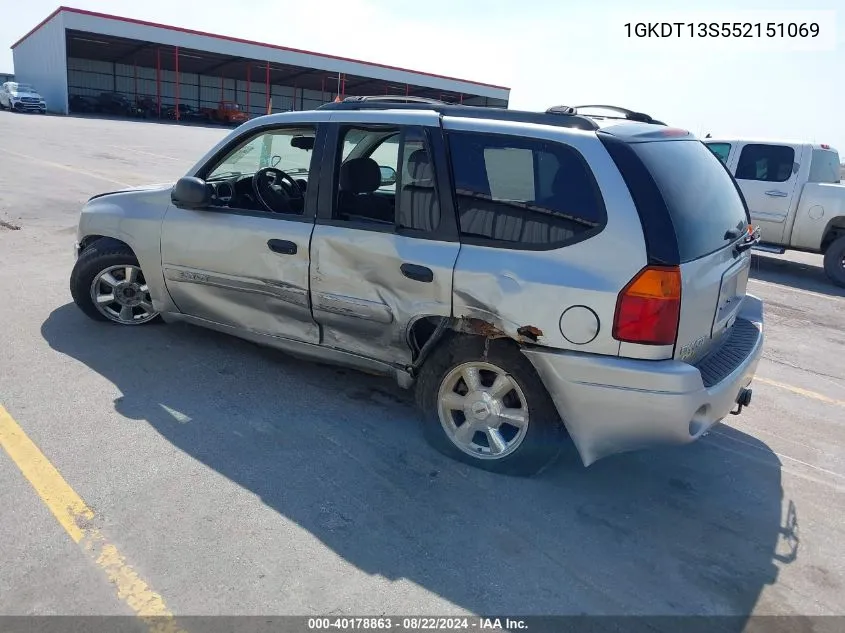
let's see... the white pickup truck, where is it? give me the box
[704,137,845,287]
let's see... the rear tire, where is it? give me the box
[70,240,161,326]
[823,235,845,288]
[415,334,565,477]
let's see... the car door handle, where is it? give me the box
[267,239,297,255]
[765,190,788,197]
[400,263,434,283]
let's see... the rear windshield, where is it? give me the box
[631,139,749,263]
[809,149,841,183]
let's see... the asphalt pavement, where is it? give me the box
[1,111,844,625]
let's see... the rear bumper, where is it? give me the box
[522,294,765,466]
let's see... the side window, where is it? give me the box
[735,144,796,183]
[201,125,317,215]
[705,143,732,165]
[447,131,605,247]
[332,125,440,232]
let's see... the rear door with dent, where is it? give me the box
[308,110,460,366]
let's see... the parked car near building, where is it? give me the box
[705,137,845,286]
[162,103,210,122]
[96,92,143,117]
[0,81,47,113]
[69,97,764,476]
[68,93,99,113]
[201,100,249,125]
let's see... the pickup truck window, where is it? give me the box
[809,149,842,183]
[706,143,731,165]
[735,144,795,183]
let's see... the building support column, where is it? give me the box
[155,48,161,118]
[174,46,180,121]
[246,64,251,117]
[265,61,271,114]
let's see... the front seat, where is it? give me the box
[338,157,392,223]
[398,149,439,231]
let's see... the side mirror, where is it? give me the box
[172,177,211,209]
[379,166,397,187]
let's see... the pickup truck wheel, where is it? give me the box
[415,335,565,477]
[823,235,845,288]
[70,242,161,325]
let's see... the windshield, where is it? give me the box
[809,149,841,183]
[632,139,750,263]
[207,128,315,180]
[9,83,36,93]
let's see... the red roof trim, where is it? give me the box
[12,6,511,92]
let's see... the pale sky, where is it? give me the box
[2,0,843,152]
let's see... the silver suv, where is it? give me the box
[70,97,765,476]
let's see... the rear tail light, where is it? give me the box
[613,266,682,346]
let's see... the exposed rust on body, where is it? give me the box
[517,325,543,341]
[457,317,508,339]
[456,317,543,344]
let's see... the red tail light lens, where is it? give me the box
[613,266,682,345]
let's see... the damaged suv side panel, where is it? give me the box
[443,117,648,358]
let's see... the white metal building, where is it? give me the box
[11,6,510,117]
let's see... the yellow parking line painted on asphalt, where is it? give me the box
[0,405,186,633]
[756,377,845,407]
[2,148,133,188]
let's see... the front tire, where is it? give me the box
[415,335,565,477]
[70,241,160,325]
[823,235,845,288]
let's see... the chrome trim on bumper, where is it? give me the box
[523,294,765,467]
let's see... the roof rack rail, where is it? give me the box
[327,95,449,106]
[572,104,664,125]
[314,96,602,130]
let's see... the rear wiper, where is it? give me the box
[734,226,761,255]
[724,228,744,241]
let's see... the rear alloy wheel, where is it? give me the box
[823,235,845,288]
[437,361,530,460]
[70,241,160,325]
[415,335,565,477]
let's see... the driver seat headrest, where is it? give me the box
[339,157,381,194]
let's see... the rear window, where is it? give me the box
[809,149,841,183]
[631,140,749,263]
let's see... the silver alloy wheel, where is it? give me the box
[89,264,158,325]
[437,361,530,460]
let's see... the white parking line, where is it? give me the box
[748,277,844,302]
[2,148,133,188]
[107,145,185,162]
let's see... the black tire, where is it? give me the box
[415,334,566,477]
[70,239,162,325]
[823,235,845,288]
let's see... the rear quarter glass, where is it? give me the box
[631,139,749,263]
